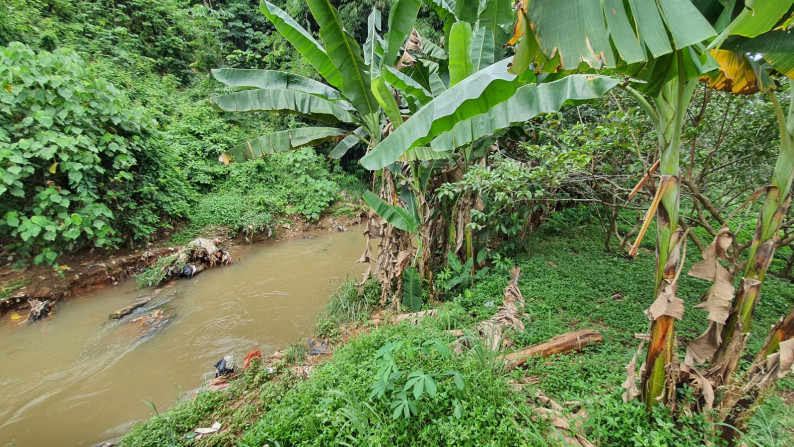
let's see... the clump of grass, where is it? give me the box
[315,280,372,339]
[134,254,183,289]
[0,277,30,301]
[284,340,308,366]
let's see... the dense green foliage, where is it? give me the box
[0,43,194,265]
[0,0,368,266]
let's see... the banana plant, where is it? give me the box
[503,0,794,424]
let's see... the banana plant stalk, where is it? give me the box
[633,54,698,407]
[711,89,794,386]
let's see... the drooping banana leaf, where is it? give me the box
[330,127,368,159]
[372,76,404,128]
[210,88,357,124]
[430,75,619,151]
[422,40,448,61]
[448,22,474,86]
[402,146,454,161]
[260,1,342,89]
[222,127,349,162]
[211,69,345,101]
[511,0,716,71]
[363,191,419,232]
[383,0,422,67]
[381,65,433,106]
[307,0,379,117]
[360,58,517,170]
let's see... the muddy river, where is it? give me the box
[0,230,367,446]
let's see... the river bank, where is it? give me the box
[0,212,365,315]
[0,228,370,447]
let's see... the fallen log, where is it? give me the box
[504,329,603,369]
[109,296,153,320]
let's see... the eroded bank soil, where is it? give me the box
[0,214,364,314]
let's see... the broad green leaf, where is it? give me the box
[383,0,422,67]
[723,0,794,38]
[211,69,345,101]
[372,77,404,128]
[603,0,646,64]
[361,58,517,170]
[363,191,419,232]
[381,65,433,106]
[402,266,423,312]
[471,26,495,72]
[422,0,455,21]
[260,1,342,89]
[517,0,716,70]
[478,0,514,48]
[210,88,357,124]
[448,22,474,86]
[364,8,383,69]
[455,0,479,24]
[223,127,348,162]
[307,0,379,117]
[766,52,794,79]
[657,0,721,50]
[430,75,619,151]
[402,146,453,161]
[330,127,367,159]
[422,40,448,61]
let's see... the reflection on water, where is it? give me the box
[0,230,367,447]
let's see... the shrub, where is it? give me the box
[0,43,194,265]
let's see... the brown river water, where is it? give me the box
[0,230,367,447]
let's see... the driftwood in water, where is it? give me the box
[109,282,174,320]
[109,296,153,320]
[504,329,603,370]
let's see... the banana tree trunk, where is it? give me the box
[719,306,794,444]
[711,90,794,387]
[639,67,697,407]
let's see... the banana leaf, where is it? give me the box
[430,75,619,151]
[210,88,357,124]
[222,127,348,162]
[211,68,346,102]
[260,1,342,89]
[360,58,517,170]
[307,0,378,117]
[383,0,422,67]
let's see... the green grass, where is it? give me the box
[0,277,30,302]
[118,223,794,447]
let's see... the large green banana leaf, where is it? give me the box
[430,75,619,151]
[362,191,419,232]
[307,0,378,118]
[372,76,404,128]
[448,22,474,86]
[479,0,514,49]
[330,127,367,159]
[455,0,479,24]
[222,127,349,162]
[381,65,433,106]
[364,9,384,71]
[210,88,357,124]
[471,27,495,72]
[383,0,422,67]
[513,0,716,71]
[360,58,517,170]
[260,1,342,89]
[211,69,346,101]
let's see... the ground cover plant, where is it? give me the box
[119,222,794,446]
